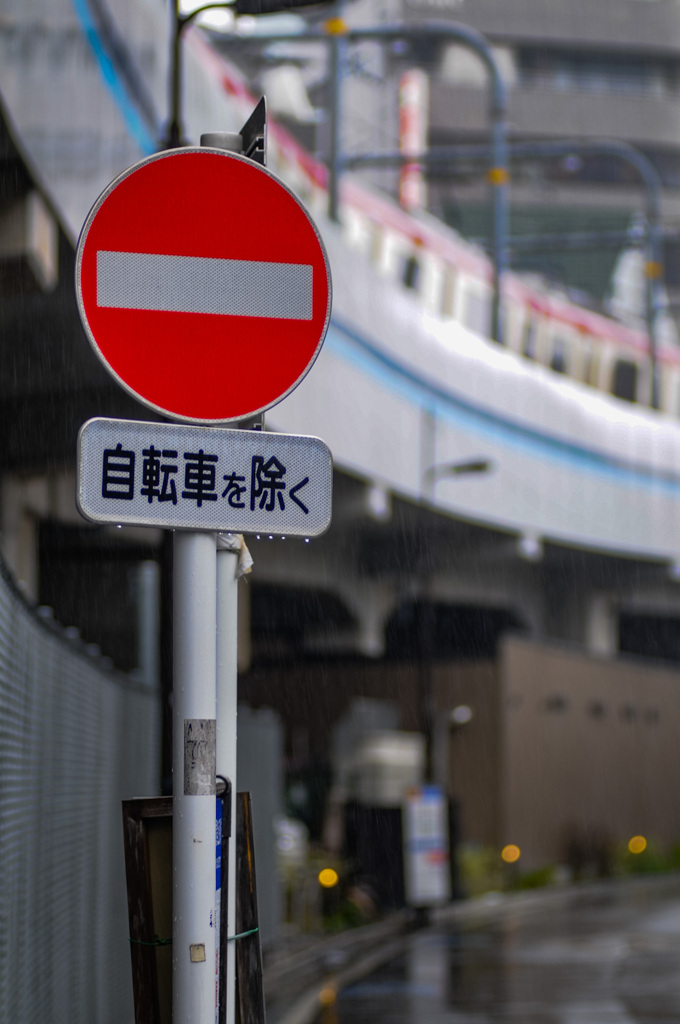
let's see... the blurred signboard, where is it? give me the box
[402,785,451,907]
[77,417,332,536]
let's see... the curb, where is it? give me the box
[266,913,408,1024]
[267,873,680,1024]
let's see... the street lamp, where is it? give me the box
[419,457,492,781]
[165,0,331,148]
[424,458,492,483]
[422,458,492,504]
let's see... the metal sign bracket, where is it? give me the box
[239,97,267,167]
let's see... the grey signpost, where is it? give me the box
[75,108,332,1022]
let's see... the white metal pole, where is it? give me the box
[173,531,218,1023]
[216,534,240,1024]
[198,126,246,1024]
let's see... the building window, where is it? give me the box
[588,700,606,719]
[517,48,680,100]
[545,694,568,712]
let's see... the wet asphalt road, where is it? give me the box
[329,879,680,1023]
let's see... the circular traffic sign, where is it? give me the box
[76,148,332,423]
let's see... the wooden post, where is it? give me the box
[235,792,266,1024]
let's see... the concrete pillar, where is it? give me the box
[0,470,79,600]
[137,561,160,689]
[585,593,618,656]
[355,594,390,658]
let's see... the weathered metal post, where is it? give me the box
[173,530,218,1022]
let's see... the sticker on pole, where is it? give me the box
[75,148,332,424]
[77,418,332,536]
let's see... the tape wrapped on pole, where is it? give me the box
[217,533,253,579]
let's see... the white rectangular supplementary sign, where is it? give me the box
[77,418,333,535]
[96,251,313,320]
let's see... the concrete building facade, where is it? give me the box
[242,632,680,869]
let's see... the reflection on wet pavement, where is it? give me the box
[331,880,680,1023]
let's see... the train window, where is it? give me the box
[370,223,384,265]
[383,234,411,278]
[587,347,601,387]
[580,346,593,383]
[441,268,457,318]
[550,338,568,374]
[612,359,638,402]
[403,253,420,289]
[345,210,369,251]
[422,260,445,314]
[502,301,519,351]
[498,301,514,347]
[522,319,537,359]
[463,288,491,336]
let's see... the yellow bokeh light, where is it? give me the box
[318,867,340,888]
[324,17,348,35]
[628,835,647,855]
[501,844,521,864]
[319,987,337,1006]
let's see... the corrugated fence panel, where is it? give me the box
[0,559,160,1023]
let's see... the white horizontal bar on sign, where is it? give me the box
[96,250,313,320]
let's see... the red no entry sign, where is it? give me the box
[76,148,332,423]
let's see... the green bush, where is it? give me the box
[458,837,680,900]
[507,865,556,891]
[459,844,563,896]
[458,844,506,896]
[613,839,672,876]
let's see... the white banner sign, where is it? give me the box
[77,417,332,536]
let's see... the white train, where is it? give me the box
[195,40,680,419]
[339,180,677,411]
[183,41,680,559]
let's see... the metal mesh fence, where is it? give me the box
[0,555,160,1024]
